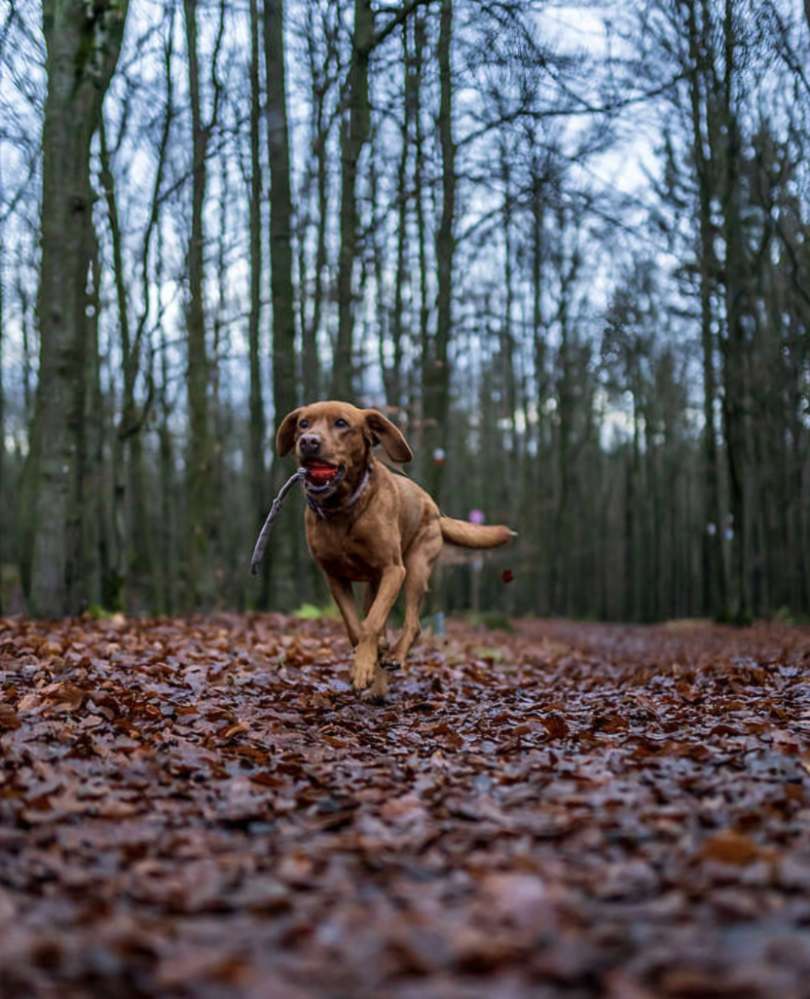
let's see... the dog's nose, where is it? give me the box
[299,434,321,456]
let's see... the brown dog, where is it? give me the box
[276,401,515,698]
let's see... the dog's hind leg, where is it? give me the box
[389,525,443,668]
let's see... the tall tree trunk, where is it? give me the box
[302,2,337,403]
[333,0,373,399]
[0,222,5,613]
[530,155,547,610]
[412,10,429,461]
[98,117,129,609]
[82,224,104,609]
[306,99,327,401]
[424,0,454,503]
[17,277,33,422]
[264,0,297,429]
[389,19,412,410]
[27,0,128,617]
[720,0,750,623]
[685,0,726,619]
[264,0,300,608]
[248,0,267,606]
[624,393,641,621]
[551,263,575,616]
[157,218,176,614]
[99,117,156,612]
[369,125,390,401]
[499,139,518,459]
[183,0,223,610]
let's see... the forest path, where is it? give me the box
[1,614,809,997]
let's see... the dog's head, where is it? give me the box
[276,401,412,497]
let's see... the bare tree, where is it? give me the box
[183,0,225,609]
[26,0,129,617]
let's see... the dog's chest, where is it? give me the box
[306,522,382,581]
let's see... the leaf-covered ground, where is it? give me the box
[2,614,810,998]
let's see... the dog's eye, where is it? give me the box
[298,419,310,429]
[334,418,349,429]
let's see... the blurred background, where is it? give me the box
[0,0,808,623]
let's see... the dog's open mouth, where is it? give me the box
[302,461,345,493]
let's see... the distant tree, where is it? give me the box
[183,0,225,609]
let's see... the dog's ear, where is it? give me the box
[363,410,413,463]
[275,408,302,456]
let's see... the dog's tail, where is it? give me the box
[440,517,516,549]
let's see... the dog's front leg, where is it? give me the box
[352,564,405,692]
[325,575,362,647]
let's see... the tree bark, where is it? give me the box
[719,0,750,623]
[412,10,430,460]
[27,0,128,617]
[389,18,413,410]
[530,153,547,608]
[332,0,373,399]
[264,0,300,608]
[264,0,297,430]
[248,0,267,605]
[0,223,4,613]
[302,3,337,404]
[82,222,104,609]
[99,117,156,612]
[183,0,224,610]
[685,0,726,619]
[424,0,454,503]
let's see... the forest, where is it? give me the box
[3,5,810,995]
[0,0,809,623]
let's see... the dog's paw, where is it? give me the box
[351,651,377,691]
[362,670,390,703]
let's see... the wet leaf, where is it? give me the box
[0,614,808,995]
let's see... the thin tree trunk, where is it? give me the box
[302,3,336,403]
[212,154,229,594]
[157,216,175,614]
[98,116,130,609]
[183,0,223,610]
[17,277,33,422]
[530,157,547,610]
[625,393,641,621]
[83,223,104,609]
[500,139,518,459]
[99,116,156,612]
[412,10,429,460]
[333,0,373,399]
[424,0,454,502]
[264,0,300,608]
[390,19,412,410]
[685,0,726,619]
[248,0,267,606]
[27,0,128,617]
[720,0,750,623]
[0,223,4,613]
[264,0,297,429]
[369,124,390,401]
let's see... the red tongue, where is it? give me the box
[307,463,337,482]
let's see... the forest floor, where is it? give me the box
[1,614,810,998]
